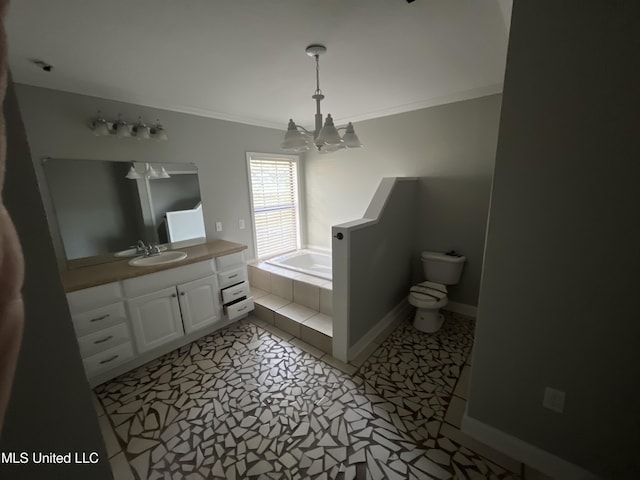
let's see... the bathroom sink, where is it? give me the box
[128,251,187,267]
[115,245,167,257]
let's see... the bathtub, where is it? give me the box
[266,249,332,280]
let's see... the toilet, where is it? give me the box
[409,251,466,333]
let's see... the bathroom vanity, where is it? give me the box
[61,240,253,386]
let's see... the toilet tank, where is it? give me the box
[421,251,466,285]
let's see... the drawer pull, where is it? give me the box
[90,314,110,323]
[231,289,242,296]
[94,335,114,345]
[99,355,119,365]
[228,273,238,279]
[237,306,247,312]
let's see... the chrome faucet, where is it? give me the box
[135,240,161,257]
[148,243,161,256]
[136,240,148,255]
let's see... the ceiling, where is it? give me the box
[5,0,511,130]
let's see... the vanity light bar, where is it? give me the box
[89,111,168,141]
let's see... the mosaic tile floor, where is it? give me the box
[95,312,524,479]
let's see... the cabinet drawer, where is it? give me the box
[77,323,132,359]
[215,252,244,270]
[221,281,249,305]
[72,302,127,336]
[218,266,247,289]
[225,297,254,321]
[83,342,134,378]
[67,282,123,314]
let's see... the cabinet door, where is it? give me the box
[128,287,184,353]
[178,275,220,334]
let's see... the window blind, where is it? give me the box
[248,156,299,259]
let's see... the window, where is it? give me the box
[246,153,301,259]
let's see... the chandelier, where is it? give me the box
[281,45,363,154]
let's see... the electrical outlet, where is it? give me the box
[215,221,223,232]
[543,387,565,413]
[239,219,245,230]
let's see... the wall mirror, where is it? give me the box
[42,158,205,269]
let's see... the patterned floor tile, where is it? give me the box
[95,314,520,479]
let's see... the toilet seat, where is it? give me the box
[409,281,448,308]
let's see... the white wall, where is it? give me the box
[305,94,501,306]
[14,84,288,262]
[467,1,640,478]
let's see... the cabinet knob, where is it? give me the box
[180,292,185,296]
[172,293,177,298]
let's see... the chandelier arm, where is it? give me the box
[295,125,314,136]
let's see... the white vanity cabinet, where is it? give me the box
[216,252,254,320]
[127,286,185,354]
[123,261,220,353]
[178,275,220,334]
[128,274,222,353]
[66,282,135,379]
[66,247,252,386]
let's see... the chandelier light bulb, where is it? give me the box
[342,122,363,148]
[281,119,310,151]
[316,114,343,146]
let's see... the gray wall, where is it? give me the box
[467,1,639,478]
[14,84,289,261]
[43,158,142,259]
[305,94,501,306]
[0,82,111,478]
[346,179,417,347]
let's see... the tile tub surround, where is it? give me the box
[93,314,524,479]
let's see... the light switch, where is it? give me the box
[215,222,223,232]
[239,219,245,230]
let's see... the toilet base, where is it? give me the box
[413,309,445,333]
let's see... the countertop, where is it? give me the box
[60,240,248,293]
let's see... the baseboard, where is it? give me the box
[445,301,477,318]
[461,414,598,480]
[348,297,411,361]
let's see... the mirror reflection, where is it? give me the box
[42,158,204,268]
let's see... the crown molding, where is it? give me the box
[16,79,503,131]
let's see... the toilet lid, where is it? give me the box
[410,281,447,302]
